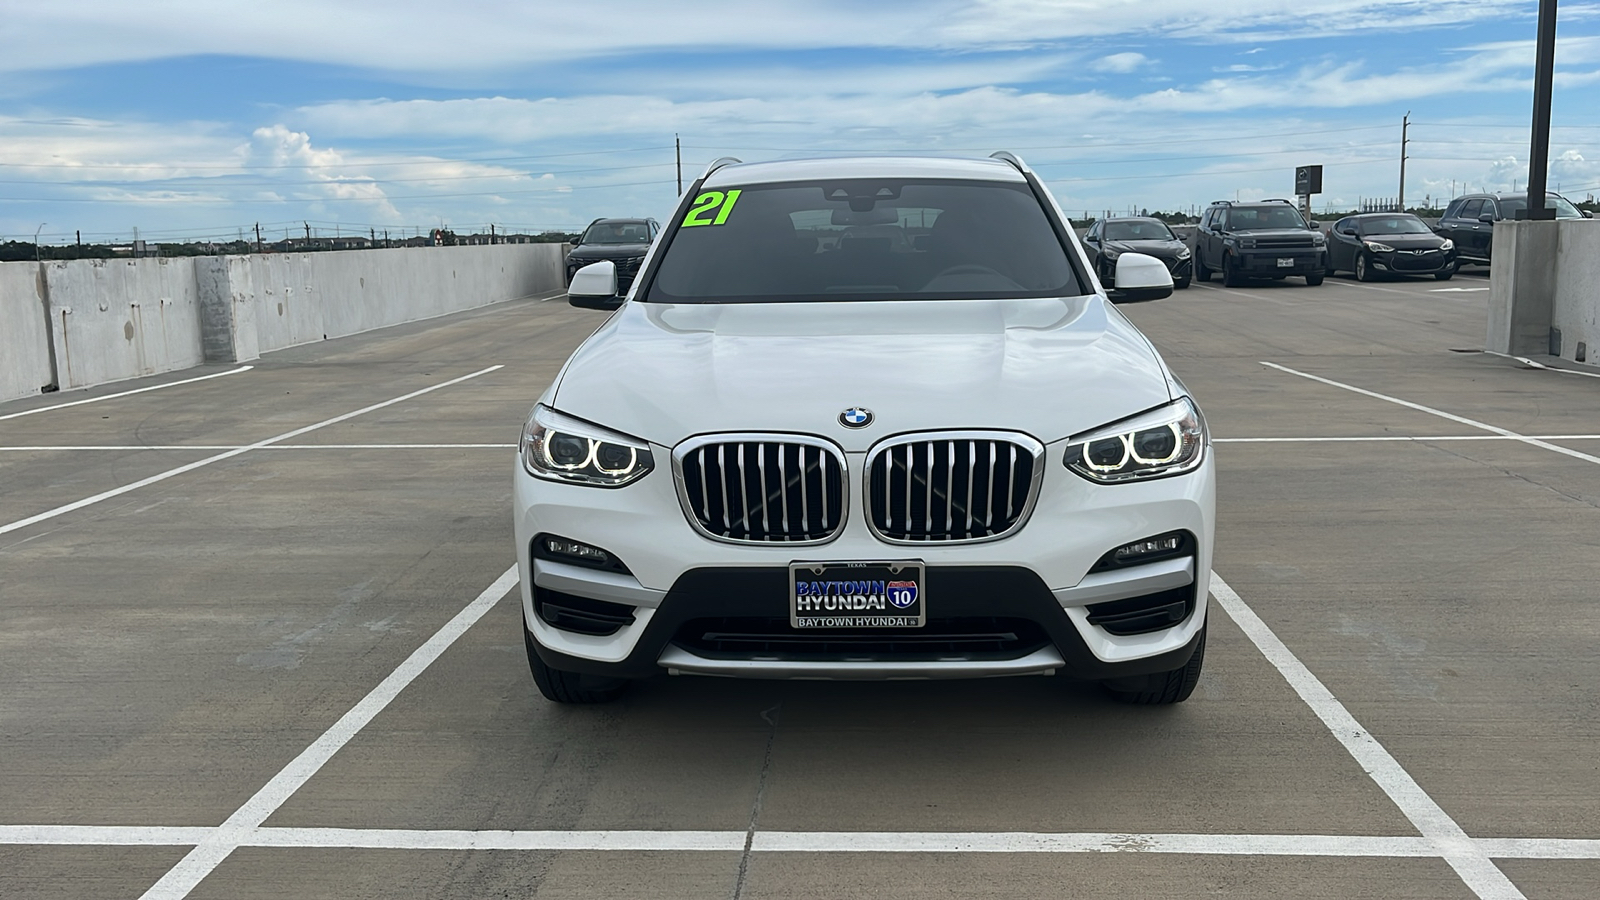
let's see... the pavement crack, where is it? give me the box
[732,702,781,900]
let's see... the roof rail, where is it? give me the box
[989,151,1032,174]
[1262,198,1295,204]
[701,157,742,178]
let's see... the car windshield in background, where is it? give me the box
[1224,206,1306,230]
[581,222,651,244]
[1104,221,1176,242]
[1359,216,1431,236]
[1498,196,1584,219]
[644,179,1082,303]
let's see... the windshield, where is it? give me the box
[1358,216,1431,236]
[643,179,1082,303]
[579,221,651,244]
[1103,220,1177,242]
[1498,195,1584,219]
[1224,206,1306,231]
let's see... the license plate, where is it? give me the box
[1277,257,1294,268]
[790,561,925,629]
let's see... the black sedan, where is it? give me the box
[1325,213,1456,282]
[1082,217,1192,294]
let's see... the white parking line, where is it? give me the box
[0,366,253,421]
[0,367,502,538]
[1216,435,1600,443]
[7,824,1600,860]
[1262,361,1600,468]
[1210,573,1525,900]
[136,565,520,900]
[0,444,519,451]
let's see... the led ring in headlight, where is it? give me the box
[1066,398,1206,483]
[521,404,654,487]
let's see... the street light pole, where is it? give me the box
[1398,112,1409,213]
[1524,0,1560,220]
[34,222,48,261]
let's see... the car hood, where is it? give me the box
[1228,228,1318,238]
[550,296,1175,451]
[1362,233,1447,249]
[1104,239,1188,260]
[568,243,651,260]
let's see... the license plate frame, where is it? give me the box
[1276,257,1295,268]
[789,560,926,629]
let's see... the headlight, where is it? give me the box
[1231,237,1257,249]
[1176,247,1191,259]
[1363,240,1395,252]
[520,404,654,487]
[1311,234,1325,246]
[1103,249,1120,262]
[1064,398,1207,484]
[1439,239,1454,251]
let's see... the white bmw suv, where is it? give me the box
[515,154,1214,705]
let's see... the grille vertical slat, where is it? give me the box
[868,434,1038,543]
[679,437,845,543]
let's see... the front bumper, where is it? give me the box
[514,436,1214,682]
[1370,249,1456,275]
[1235,249,1324,275]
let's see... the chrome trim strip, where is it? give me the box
[862,430,1047,546]
[656,645,1065,680]
[671,432,849,546]
[1051,556,1195,609]
[532,558,667,609]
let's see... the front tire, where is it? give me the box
[1173,275,1191,290]
[1305,272,1324,286]
[1221,254,1246,287]
[1194,255,1211,283]
[525,618,628,704]
[1102,624,1206,705]
[1355,254,1375,282]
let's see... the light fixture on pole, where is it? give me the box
[1522,0,1560,220]
[34,222,48,261]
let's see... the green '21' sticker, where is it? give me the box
[682,189,741,227]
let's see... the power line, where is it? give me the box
[0,145,674,171]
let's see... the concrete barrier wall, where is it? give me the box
[1548,220,1600,360]
[0,243,567,402]
[1489,219,1600,358]
[45,257,206,391]
[0,262,55,402]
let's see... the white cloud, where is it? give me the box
[1093,52,1150,73]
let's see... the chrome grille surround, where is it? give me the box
[864,431,1046,545]
[673,433,848,545]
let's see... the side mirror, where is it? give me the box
[1307,221,1320,230]
[1110,252,1174,303]
[567,260,623,310]
[1584,210,1594,219]
[1478,213,1496,224]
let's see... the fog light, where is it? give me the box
[1091,531,1194,572]
[544,537,611,566]
[1114,535,1181,562]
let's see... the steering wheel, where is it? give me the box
[932,264,1005,279]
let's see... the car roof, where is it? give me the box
[702,156,1026,188]
[1349,212,1421,218]
[1101,216,1168,223]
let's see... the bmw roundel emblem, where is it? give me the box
[839,407,873,428]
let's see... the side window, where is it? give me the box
[1087,222,1100,240]
[1443,198,1463,220]
[1335,218,1355,235]
[1459,199,1483,220]
[1202,209,1216,230]
[1481,199,1498,220]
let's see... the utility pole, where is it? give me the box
[254,222,262,253]
[76,230,81,247]
[1524,0,1559,219]
[490,223,496,244]
[1398,111,1410,213]
[675,133,682,196]
[304,221,311,242]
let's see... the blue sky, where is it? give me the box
[3,0,1599,244]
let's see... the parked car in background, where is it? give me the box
[1083,217,1192,295]
[565,218,660,293]
[1434,192,1589,267]
[1326,213,1457,282]
[1191,199,1325,287]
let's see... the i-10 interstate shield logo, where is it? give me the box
[886,580,918,609]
